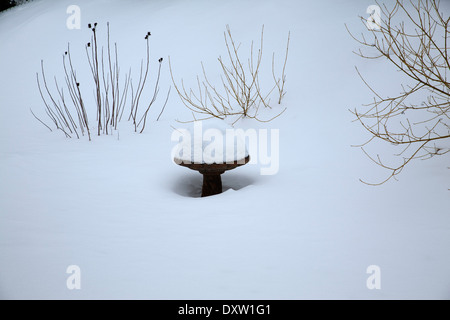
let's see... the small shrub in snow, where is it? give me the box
[169,25,289,123]
[33,22,169,140]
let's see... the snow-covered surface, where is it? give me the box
[172,119,249,164]
[0,0,449,299]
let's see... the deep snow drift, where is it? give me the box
[0,0,449,299]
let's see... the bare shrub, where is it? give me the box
[169,25,289,123]
[347,0,450,185]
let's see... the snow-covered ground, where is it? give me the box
[0,0,449,299]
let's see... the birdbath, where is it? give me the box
[172,119,250,197]
[176,156,250,197]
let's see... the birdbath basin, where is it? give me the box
[175,156,250,197]
[172,119,250,197]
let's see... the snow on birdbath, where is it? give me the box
[172,119,250,197]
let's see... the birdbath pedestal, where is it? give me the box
[175,156,250,197]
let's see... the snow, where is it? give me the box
[172,119,249,164]
[0,0,449,300]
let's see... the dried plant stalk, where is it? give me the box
[32,22,166,139]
